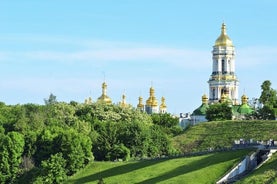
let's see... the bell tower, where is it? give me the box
[208,23,239,104]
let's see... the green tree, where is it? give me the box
[206,103,232,121]
[107,144,130,161]
[151,113,182,135]
[148,125,172,157]
[0,132,25,183]
[255,80,277,119]
[54,129,93,175]
[259,80,277,107]
[117,121,150,158]
[151,113,179,128]
[44,93,57,105]
[253,105,276,120]
[34,128,59,165]
[92,121,120,161]
[39,153,66,184]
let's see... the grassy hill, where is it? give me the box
[173,120,277,153]
[67,120,277,183]
[67,149,251,184]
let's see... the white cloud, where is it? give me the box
[1,47,211,70]
[237,46,277,68]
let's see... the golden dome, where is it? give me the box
[85,97,93,104]
[137,96,144,109]
[202,94,208,104]
[119,94,130,108]
[97,82,112,104]
[146,87,158,107]
[160,96,167,109]
[241,94,248,104]
[215,23,233,47]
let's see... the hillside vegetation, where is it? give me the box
[173,120,277,153]
[67,149,251,184]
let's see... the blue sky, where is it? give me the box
[0,0,276,114]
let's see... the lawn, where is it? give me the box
[67,149,251,184]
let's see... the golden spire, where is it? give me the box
[241,94,248,105]
[146,86,158,107]
[215,23,233,47]
[202,94,208,104]
[119,93,127,108]
[160,96,167,108]
[159,96,167,113]
[97,82,112,104]
[84,97,93,104]
[137,96,144,111]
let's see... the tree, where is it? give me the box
[259,80,277,107]
[151,113,179,128]
[54,129,93,175]
[0,132,25,183]
[256,80,277,119]
[206,103,232,121]
[39,153,66,184]
[151,113,182,135]
[107,144,130,161]
[253,105,276,120]
[44,93,57,105]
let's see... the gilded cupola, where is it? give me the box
[202,94,208,104]
[159,96,167,114]
[215,23,233,47]
[137,96,144,111]
[241,94,248,105]
[97,82,112,104]
[146,87,158,107]
[160,96,167,109]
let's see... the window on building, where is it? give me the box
[212,88,215,99]
[221,59,225,73]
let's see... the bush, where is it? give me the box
[39,153,67,184]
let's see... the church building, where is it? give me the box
[85,82,167,114]
[180,23,253,127]
[208,23,239,104]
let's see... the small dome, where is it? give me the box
[241,94,248,104]
[202,94,208,104]
[97,82,112,104]
[146,86,158,107]
[215,23,233,47]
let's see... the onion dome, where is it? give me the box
[202,94,208,104]
[215,23,233,47]
[137,96,144,111]
[237,94,253,114]
[159,96,167,113]
[85,97,93,104]
[146,87,158,107]
[119,94,127,108]
[97,82,112,104]
[160,96,167,109]
[241,94,248,104]
[192,94,209,115]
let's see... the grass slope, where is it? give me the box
[173,120,277,153]
[237,152,277,184]
[67,150,251,184]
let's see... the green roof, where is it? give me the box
[237,104,253,114]
[192,103,209,115]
